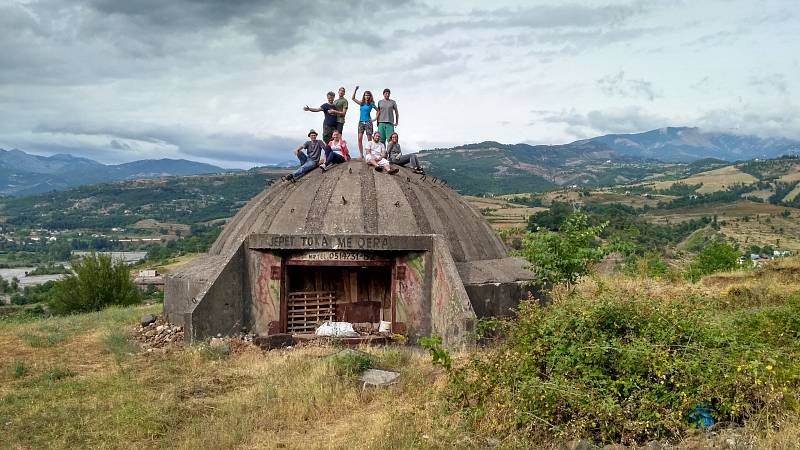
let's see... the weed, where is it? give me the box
[331,350,373,377]
[103,329,137,368]
[19,330,67,348]
[11,360,28,379]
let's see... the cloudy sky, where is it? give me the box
[1,0,798,168]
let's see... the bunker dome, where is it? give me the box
[164,160,539,348]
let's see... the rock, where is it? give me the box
[562,440,593,450]
[359,369,400,387]
[140,314,157,327]
[253,334,295,350]
[156,325,166,333]
[645,441,663,450]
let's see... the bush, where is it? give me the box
[444,293,800,445]
[516,213,607,286]
[330,350,373,377]
[622,252,670,279]
[48,253,141,315]
[685,240,740,282]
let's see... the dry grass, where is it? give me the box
[130,218,191,233]
[0,305,481,450]
[4,260,800,449]
[149,253,204,273]
[465,195,545,230]
[649,166,758,194]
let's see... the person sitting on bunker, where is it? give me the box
[386,132,423,174]
[284,129,328,182]
[321,129,349,171]
[365,131,398,174]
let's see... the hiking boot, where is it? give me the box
[388,168,399,175]
[374,166,383,172]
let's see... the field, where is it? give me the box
[3,259,800,448]
[0,306,464,449]
[464,195,545,230]
[649,166,758,193]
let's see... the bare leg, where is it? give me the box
[357,131,364,159]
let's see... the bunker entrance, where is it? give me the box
[284,255,394,334]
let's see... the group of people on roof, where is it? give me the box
[283,86,423,182]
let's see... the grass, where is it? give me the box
[2,261,800,448]
[649,166,758,194]
[0,303,474,449]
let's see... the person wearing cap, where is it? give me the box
[284,129,328,182]
[303,91,338,143]
[375,88,398,143]
[386,132,424,174]
[364,131,398,174]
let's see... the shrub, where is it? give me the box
[685,240,739,282]
[516,213,607,286]
[444,293,800,445]
[331,350,373,377]
[622,252,670,279]
[48,253,141,315]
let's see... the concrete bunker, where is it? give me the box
[164,160,541,348]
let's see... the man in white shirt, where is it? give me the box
[364,131,398,174]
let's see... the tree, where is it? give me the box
[49,253,141,315]
[516,212,607,286]
[686,240,739,282]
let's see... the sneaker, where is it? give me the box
[388,168,399,175]
[285,174,295,183]
[374,166,383,172]
[413,167,425,174]
[320,164,328,172]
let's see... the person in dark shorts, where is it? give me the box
[351,86,377,159]
[303,91,338,143]
[386,132,423,174]
[284,129,327,182]
[376,88,398,143]
[333,87,348,134]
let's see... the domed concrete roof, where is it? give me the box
[209,160,507,262]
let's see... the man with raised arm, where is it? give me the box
[303,91,338,143]
[375,88,398,143]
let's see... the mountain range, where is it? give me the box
[3,127,798,197]
[417,127,800,195]
[0,149,228,196]
[578,127,800,162]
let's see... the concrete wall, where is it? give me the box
[246,250,282,335]
[394,251,431,342]
[429,236,476,349]
[164,254,231,329]
[463,281,536,318]
[183,246,245,342]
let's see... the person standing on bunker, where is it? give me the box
[303,91,338,143]
[321,129,349,171]
[332,87,348,135]
[365,131,398,174]
[351,86,377,159]
[386,132,424,174]
[284,129,327,182]
[375,88,398,143]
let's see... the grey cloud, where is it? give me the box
[31,122,297,165]
[597,71,659,101]
[533,107,668,138]
[750,73,789,95]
